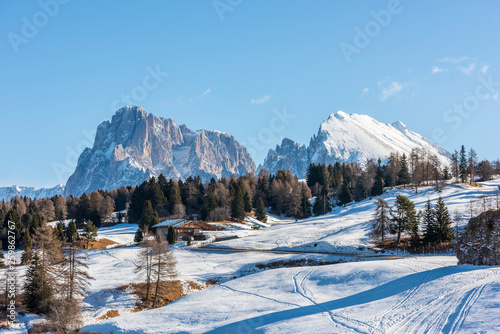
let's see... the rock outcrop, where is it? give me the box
[65,106,256,196]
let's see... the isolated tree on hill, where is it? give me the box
[434,197,454,242]
[60,238,93,302]
[370,197,391,244]
[255,197,267,223]
[468,148,478,184]
[82,220,98,249]
[167,225,177,245]
[391,195,418,244]
[459,145,469,183]
[135,227,154,304]
[151,234,177,308]
[397,154,412,186]
[422,199,438,243]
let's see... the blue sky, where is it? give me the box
[1,0,499,188]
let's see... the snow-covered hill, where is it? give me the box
[0,184,64,201]
[261,111,451,178]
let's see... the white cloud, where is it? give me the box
[459,63,476,75]
[431,66,445,74]
[250,95,271,105]
[379,81,404,101]
[480,65,489,75]
[440,56,469,63]
[361,87,369,96]
[200,87,211,98]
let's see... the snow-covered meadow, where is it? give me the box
[4,178,500,333]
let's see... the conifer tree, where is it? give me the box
[370,197,391,244]
[459,145,469,183]
[397,154,412,186]
[422,199,438,243]
[243,191,252,213]
[167,225,177,244]
[313,194,326,216]
[371,165,385,197]
[21,230,33,265]
[338,180,352,206]
[82,220,98,249]
[434,197,454,242]
[391,195,418,244]
[298,194,312,219]
[230,183,246,221]
[140,200,160,229]
[66,221,78,243]
[134,226,144,243]
[24,254,53,314]
[255,197,267,223]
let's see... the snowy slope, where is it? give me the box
[82,256,500,334]
[261,111,451,178]
[0,184,64,201]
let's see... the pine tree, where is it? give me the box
[371,165,385,197]
[338,180,352,206]
[82,220,98,249]
[21,230,33,265]
[230,184,246,221]
[434,197,454,242]
[66,221,78,243]
[391,195,418,244]
[397,154,412,186]
[167,225,177,244]
[140,200,160,229]
[459,145,469,183]
[370,197,391,244]
[134,227,144,243]
[243,191,252,213]
[255,197,267,223]
[313,194,326,216]
[24,254,53,314]
[422,199,438,243]
[298,194,312,219]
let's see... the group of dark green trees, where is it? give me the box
[127,169,314,228]
[371,195,454,246]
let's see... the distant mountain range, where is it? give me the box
[0,108,451,200]
[259,111,451,179]
[0,184,64,201]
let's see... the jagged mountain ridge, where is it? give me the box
[64,106,256,196]
[0,184,64,201]
[260,111,451,179]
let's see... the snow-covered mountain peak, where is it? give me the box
[260,111,451,178]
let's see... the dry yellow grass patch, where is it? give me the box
[97,310,120,320]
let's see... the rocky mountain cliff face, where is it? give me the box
[65,106,256,196]
[260,111,451,178]
[457,209,500,266]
